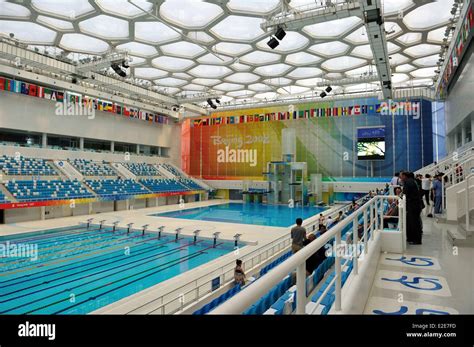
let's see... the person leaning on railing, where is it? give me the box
[303,228,328,276]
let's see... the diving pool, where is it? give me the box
[152,203,327,227]
[0,225,235,314]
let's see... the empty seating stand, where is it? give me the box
[4,179,94,201]
[140,178,188,193]
[178,178,204,191]
[122,163,160,176]
[0,155,57,176]
[159,163,183,178]
[0,191,9,204]
[71,159,116,176]
[85,179,149,197]
[193,285,242,315]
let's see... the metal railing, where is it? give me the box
[464,173,473,232]
[211,195,405,314]
[126,232,292,315]
[417,146,474,176]
[440,155,474,211]
[148,197,369,315]
[84,195,369,315]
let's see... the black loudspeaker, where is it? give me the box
[275,27,286,40]
[320,92,327,98]
[267,37,279,49]
[325,86,332,93]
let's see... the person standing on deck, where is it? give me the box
[291,218,307,253]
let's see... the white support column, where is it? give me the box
[465,177,470,231]
[363,208,368,255]
[79,137,84,150]
[110,141,114,153]
[40,206,46,220]
[352,216,358,275]
[374,199,379,234]
[441,179,445,211]
[334,229,342,311]
[42,133,47,148]
[296,263,306,314]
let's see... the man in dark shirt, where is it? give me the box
[291,218,306,253]
[400,171,423,244]
[303,228,328,275]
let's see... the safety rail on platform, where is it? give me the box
[210,195,405,314]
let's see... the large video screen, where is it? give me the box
[357,127,385,160]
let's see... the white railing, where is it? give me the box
[145,196,371,314]
[211,195,405,314]
[417,146,474,176]
[464,173,473,232]
[83,195,368,315]
[440,155,474,211]
[126,232,292,315]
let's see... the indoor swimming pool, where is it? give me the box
[0,225,236,314]
[152,203,327,227]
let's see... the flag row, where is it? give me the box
[192,103,414,127]
[0,77,169,125]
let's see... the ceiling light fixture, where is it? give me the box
[267,36,279,49]
[275,26,286,40]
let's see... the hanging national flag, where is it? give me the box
[28,84,38,97]
[194,119,202,126]
[43,88,53,100]
[354,105,361,115]
[367,104,376,115]
[37,86,44,98]
[14,80,21,93]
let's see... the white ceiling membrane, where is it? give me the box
[0,0,460,108]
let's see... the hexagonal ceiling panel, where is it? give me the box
[96,0,153,18]
[160,0,224,29]
[0,0,462,107]
[227,0,280,15]
[135,22,181,44]
[303,17,362,39]
[79,15,129,40]
[210,15,265,41]
[254,64,293,77]
[256,31,309,53]
[0,21,56,44]
[31,0,94,19]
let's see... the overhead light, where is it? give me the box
[111,63,127,78]
[267,37,279,49]
[325,86,332,93]
[122,60,129,69]
[275,27,286,40]
[320,92,327,98]
[207,99,217,109]
[215,98,221,104]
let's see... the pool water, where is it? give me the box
[152,203,327,227]
[0,225,235,314]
